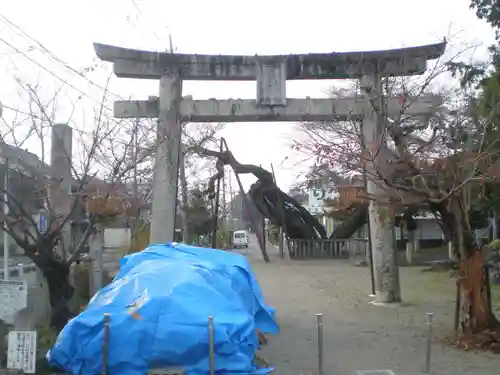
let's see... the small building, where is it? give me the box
[304,178,490,248]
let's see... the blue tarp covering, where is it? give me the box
[47,243,279,375]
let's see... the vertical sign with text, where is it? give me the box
[7,330,37,374]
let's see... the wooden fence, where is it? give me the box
[288,238,368,260]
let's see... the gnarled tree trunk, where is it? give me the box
[8,221,95,332]
[457,250,496,334]
[31,245,74,331]
[329,203,368,239]
[441,200,499,335]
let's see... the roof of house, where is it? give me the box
[0,143,51,174]
[0,143,148,209]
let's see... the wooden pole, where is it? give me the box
[3,157,9,280]
[270,163,288,259]
[211,140,224,249]
[259,165,267,254]
[221,138,270,262]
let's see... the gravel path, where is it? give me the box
[246,245,500,375]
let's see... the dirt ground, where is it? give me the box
[247,247,500,375]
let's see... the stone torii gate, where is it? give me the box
[94,41,445,303]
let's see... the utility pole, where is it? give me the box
[211,141,224,249]
[132,118,139,238]
[271,163,286,258]
[128,117,140,250]
[3,157,9,280]
[132,118,139,206]
[228,169,234,230]
[222,168,226,232]
[259,164,267,252]
[179,148,190,243]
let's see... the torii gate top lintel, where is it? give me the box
[93,40,446,80]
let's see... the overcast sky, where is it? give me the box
[0,0,496,192]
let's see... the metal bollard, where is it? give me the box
[208,316,215,375]
[102,313,111,375]
[316,313,324,375]
[424,313,434,374]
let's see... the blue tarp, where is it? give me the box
[47,243,279,375]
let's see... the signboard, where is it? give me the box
[40,214,47,232]
[308,185,338,213]
[0,279,28,320]
[35,213,47,232]
[7,330,37,374]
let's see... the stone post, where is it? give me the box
[360,73,401,304]
[150,75,182,244]
[89,223,104,295]
[448,241,456,261]
[492,216,497,241]
[50,123,73,256]
[406,230,416,265]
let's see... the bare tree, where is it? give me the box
[297,62,500,339]
[115,120,224,248]
[109,117,156,252]
[372,87,500,339]
[178,123,224,243]
[0,79,148,330]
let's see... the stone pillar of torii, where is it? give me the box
[94,40,446,303]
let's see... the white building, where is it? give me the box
[306,185,338,215]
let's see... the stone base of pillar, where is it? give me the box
[369,298,404,307]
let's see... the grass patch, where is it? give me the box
[37,325,59,354]
[419,245,448,253]
[407,266,500,313]
[397,267,457,326]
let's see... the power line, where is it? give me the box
[0,12,125,101]
[0,104,136,149]
[0,11,172,137]
[1,103,155,149]
[0,35,123,117]
[129,0,164,45]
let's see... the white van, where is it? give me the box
[232,230,249,249]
